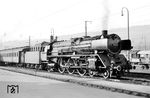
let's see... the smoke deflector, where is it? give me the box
[119,39,132,50]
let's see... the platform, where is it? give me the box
[0,66,150,97]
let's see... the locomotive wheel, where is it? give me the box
[77,60,87,76]
[77,68,87,76]
[66,58,75,74]
[58,58,66,74]
[102,70,110,79]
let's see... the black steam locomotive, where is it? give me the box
[0,30,132,79]
[47,30,132,78]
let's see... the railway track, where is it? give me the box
[1,65,150,86]
[0,66,150,98]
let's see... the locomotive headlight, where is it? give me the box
[111,60,115,64]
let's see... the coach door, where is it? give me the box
[19,51,25,64]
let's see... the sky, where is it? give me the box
[0,0,150,42]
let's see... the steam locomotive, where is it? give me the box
[47,30,132,78]
[0,30,132,79]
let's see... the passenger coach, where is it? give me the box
[0,41,50,69]
[0,46,29,65]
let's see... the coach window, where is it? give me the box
[146,54,148,58]
[38,47,40,51]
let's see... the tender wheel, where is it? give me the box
[58,58,66,74]
[66,58,75,74]
[102,70,110,79]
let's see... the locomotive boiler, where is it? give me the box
[47,30,132,79]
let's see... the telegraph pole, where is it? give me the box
[29,36,31,48]
[85,21,92,36]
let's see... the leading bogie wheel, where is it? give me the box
[88,69,95,77]
[102,70,110,79]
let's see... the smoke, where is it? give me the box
[102,0,110,30]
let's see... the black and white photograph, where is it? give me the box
[0,0,150,98]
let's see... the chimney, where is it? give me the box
[102,30,108,35]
